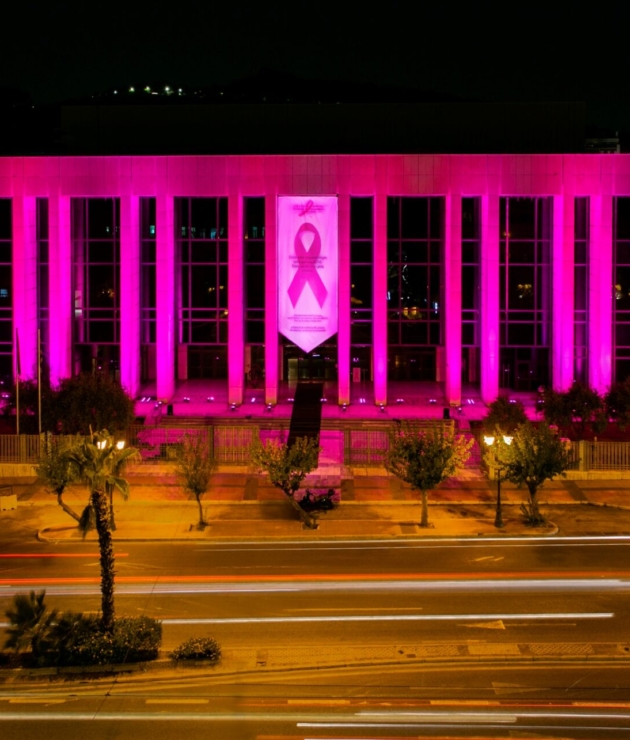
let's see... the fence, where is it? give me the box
[343,420,456,467]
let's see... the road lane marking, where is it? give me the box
[0,553,128,558]
[146,699,208,705]
[8,699,66,704]
[160,612,613,625]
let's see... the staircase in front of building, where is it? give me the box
[287,381,324,449]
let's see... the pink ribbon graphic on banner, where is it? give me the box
[288,222,328,308]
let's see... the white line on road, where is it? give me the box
[160,612,613,625]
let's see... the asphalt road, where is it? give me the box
[1,526,629,738]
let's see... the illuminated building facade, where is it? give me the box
[1,154,629,407]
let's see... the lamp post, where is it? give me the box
[483,434,513,528]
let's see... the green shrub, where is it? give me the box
[43,614,162,667]
[170,636,221,662]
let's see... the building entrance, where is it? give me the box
[283,341,338,381]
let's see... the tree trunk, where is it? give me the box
[287,492,318,530]
[91,488,115,633]
[107,483,117,531]
[528,484,543,525]
[56,491,80,522]
[419,490,429,528]
[195,493,206,529]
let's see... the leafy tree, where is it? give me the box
[482,396,528,434]
[2,377,57,434]
[496,422,574,526]
[251,435,320,530]
[541,382,607,440]
[4,590,57,662]
[385,422,473,527]
[34,436,83,522]
[605,376,630,431]
[55,373,135,436]
[64,430,137,633]
[174,432,216,530]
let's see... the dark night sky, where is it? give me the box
[3,0,630,130]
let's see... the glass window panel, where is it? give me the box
[39,265,49,307]
[218,266,228,308]
[350,198,373,239]
[387,241,399,263]
[575,323,587,346]
[244,198,265,239]
[88,265,115,307]
[142,242,156,262]
[351,241,373,263]
[462,323,475,345]
[574,266,587,311]
[575,197,588,240]
[351,265,373,309]
[191,199,217,238]
[401,265,428,308]
[616,323,630,347]
[88,199,116,238]
[616,242,630,264]
[387,197,399,239]
[401,243,428,263]
[140,197,156,239]
[246,242,265,262]
[462,242,478,263]
[246,265,265,308]
[462,266,478,309]
[218,198,228,237]
[462,198,478,240]
[388,322,399,345]
[507,198,536,239]
[507,323,535,345]
[429,322,441,344]
[88,242,114,262]
[37,199,49,240]
[142,265,156,308]
[191,267,216,308]
[89,322,115,343]
[508,266,535,309]
[219,243,228,262]
[218,321,228,343]
[429,198,442,238]
[401,198,429,239]
[617,198,630,240]
[574,241,587,264]
[351,323,372,344]
[401,322,427,344]
[0,243,11,263]
[508,242,535,263]
[191,322,217,343]
[0,200,11,240]
[192,242,216,263]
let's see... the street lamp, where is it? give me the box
[483,434,513,528]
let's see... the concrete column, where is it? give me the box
[119,194,141,398]
[552,193,575,391]
[12,195,38,380]
[373,192,388,406]
[156,187,176,401]
[589,194,613,392]
[480,193,500,404]
[337,192,350,405]
[444,193,462,406]
[228,189,244,405]
[265,191,279,405]
[48,193,72,384]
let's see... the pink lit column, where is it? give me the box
[552,194,575,390]
[264,192,278,405]
[119,194,141,398]
[444,194,462,406]
[480,193,500,404]
[228,190,244,405]
[589,193,613,392]
[373,192,388,405]
[156,190,176,401]
[12,195,38,379]
[48,193,72,384]
[337,193,350,404]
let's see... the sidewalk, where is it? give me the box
[4,472,629,542]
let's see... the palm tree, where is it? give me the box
[64,430,137,633]
[4,590,57,663]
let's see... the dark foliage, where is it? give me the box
[170,636,221,662]
[482,396,527,434]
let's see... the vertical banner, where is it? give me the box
[277,196,338,353]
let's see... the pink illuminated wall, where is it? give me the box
[2,153,630,407]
